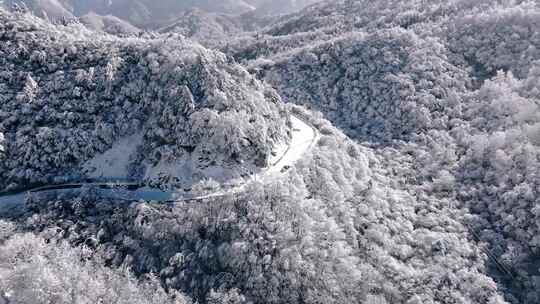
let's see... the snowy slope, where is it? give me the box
[266,115,317,174]
[157,9,242,46]
[82,133,143,180]
[8,0,74,19]
[0,114,317,216]
[0,9,291,192]
[79,12,140,35]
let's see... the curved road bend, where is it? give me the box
[0,115,319,210]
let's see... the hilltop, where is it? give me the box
[0,9,290,192]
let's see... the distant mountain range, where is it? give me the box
[3,0,320,29]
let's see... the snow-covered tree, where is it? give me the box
[0,8,290,191]
[0,231,190,304]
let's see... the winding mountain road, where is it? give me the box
[0,115,319,212]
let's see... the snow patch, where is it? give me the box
[82,133,143,180]
[267,115,317,174]
[0,132,5,154]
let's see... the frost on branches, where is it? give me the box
[0,9,290,191]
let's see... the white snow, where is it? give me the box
[143,115,318,188]
[266,115,318,174]
[35,0,74,19]
[144,158,194,182]
[142,154,252,187]
[82,133,143,180]
[185,114,319,199]
[0,132,5,154]
[0,115,319,205]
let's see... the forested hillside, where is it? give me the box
[224,1,540,302]
[157,9,243,47]
[2,1,540,304]
[1,105,508,304]
[78,12,140,36]
[0,9,290,192]
[3,0,317,28]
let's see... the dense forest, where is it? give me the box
[0,10,290,192]
[2,1,540,304]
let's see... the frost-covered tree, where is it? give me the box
[253,29,468,143]
[4,1,540,303]
[446,2,540,79]
[79,12,141,36]
[157,8,243,48]
[16,106,507,304]
[0,231,191,304]
[0,9,290,191]
[221,1,540,302]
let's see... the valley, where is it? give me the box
[1,1,540,304]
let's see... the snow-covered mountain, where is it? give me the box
[3,1,540,304]
[0,9,290,191]
[221,1,540,302]
[247,0,320,16]
[7,0,74,19]
[5,0,316,29]
[157,8,243,47]
[79,11,140,35]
